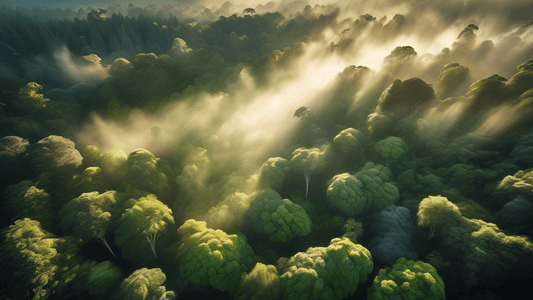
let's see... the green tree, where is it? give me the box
[124,148,173,200]
[59,191,122,257]
[115,268,175,300]
[375,136,409,166]
[115,194,174,262]
[237,263,280,300]
[417,195,462,239]
[18,82,50,110]
[367,257,445,300]
[291,144,331,198]
[279,237,373,300]
[29,135,83,175]
[175,219,256,292]
[375,77,435,121]
[254,157,291,192]
[333,127,364,156]
[327,162,399,216]
[86,261,123,297]
[248,188,312,242]
[0,218,88,300]
[2,180,55,231]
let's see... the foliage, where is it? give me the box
[418,195,533,291]
[279,237,373,300]
[248,188,312,242]
[332,127,364,156]
[375,136,410,165]
[124,148,173,200]
[2,180,56,231]
[0,136,29,186]
[18,82,50,109]
[175,219,255,292]
[329,162,401,215]
[29,135,83,174]
[290,144,331,197]
[1,5,533,300]
[497,168,533,198]
[237,263,280,300]
[86,261,123,297]
[435,63,470,99]
[367,257,445,300]
[66,166,107,197]
[254,157,291,192]
[376,78,435,121]
[417,195,462,239]
[176,146,211,204]
[368,206,418,266]
[0,218,87,300]
[115,268,175,300]
[498,196,533,234]
[115,194,174,263]
[326,173,365,216]
[59,190,121,256]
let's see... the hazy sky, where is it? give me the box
[4,0,328,10]
[6,1,172,9]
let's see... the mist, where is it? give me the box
[2,2,533,300]
[76,0,533,150]
[68,1,532,214]
[54,46,110,84]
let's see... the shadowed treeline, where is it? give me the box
[1,1,533,300]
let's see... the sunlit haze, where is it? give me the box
[1,1,533,299]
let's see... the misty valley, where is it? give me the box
[1,1,533,300]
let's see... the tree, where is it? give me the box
[376,78,435,121]
[293,106,315,121]
[0,218,89,300]
[435,63,470,99]
[82,145,128,186]
[279,237,373,300]
[247,188,312,242]
[237,263,280,300]
[176,146,211,204]
[243,8,257,15]
[175,219,255,292]
[0,136,29,189]
[88,8,107,20]
[417,195,462,239]
[29,135,83,175]
[66,167,107,198]
[169,37,192,56]
[367,206,418,265]
[2,180,55,231]
[326,163,399,217]
[368,258,445,300]
[115,268,175,300]
[115,194,174,263]
[204,191,252,232]
[375,136,409,166]
[332,128,364,156]
[124,148,173,200]
[86,261,123,297]
[383,46,417,66]
[18,82,49,110]
[253,157,291,192]
[59,191,122,257]
[326,173,365,216]
[291,144,331,197]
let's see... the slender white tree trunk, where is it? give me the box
[97,234,117,257]
[146,231,158,258]
[304,168,312,198]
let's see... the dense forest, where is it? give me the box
[1,1,533,299]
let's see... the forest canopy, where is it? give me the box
[1,1,533,300]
